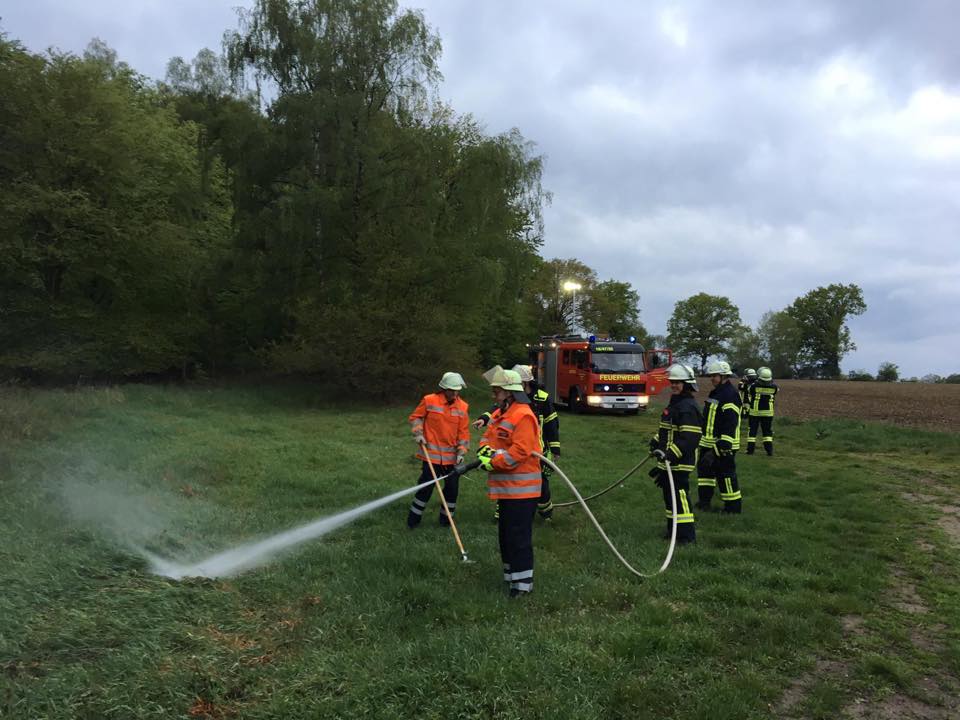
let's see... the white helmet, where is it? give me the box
[706,360,733,376]
[439,372,466,390]
[744,368,757,379]
[511,364,534,382]
[483,366,525,391]
[667,363,698,390]
[758,367,773,381]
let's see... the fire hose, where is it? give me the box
[551,456,650,508]
[536,452,679,578]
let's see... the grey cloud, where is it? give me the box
[4,0,958,376]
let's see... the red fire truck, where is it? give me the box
[529,335,672,414]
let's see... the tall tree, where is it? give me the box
[666,293,744,373]
[0,38,231,377]
[578,279,647,342]
[528,258,596,336]
[227,1,547,391]
[725,324,763,373]
[787,283,866,378]
[756,309,801,378]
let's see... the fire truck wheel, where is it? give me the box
[569,389,585,414]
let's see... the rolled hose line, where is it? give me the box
[535,452,678,578]
[551,456,650,508]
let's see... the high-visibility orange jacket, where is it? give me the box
[409,393,470,465]
[480,400,541,500]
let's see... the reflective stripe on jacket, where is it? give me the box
[651,393,702,472]
[533,387,560,458]
[749,381,778,417]
[481,401,541,500]
[700,381,742,450]
[409,392,470,464]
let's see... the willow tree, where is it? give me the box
[227,0,546,391]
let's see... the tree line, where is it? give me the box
[0,1,647,392]
[0,0,885,389]
[666,283,870,379]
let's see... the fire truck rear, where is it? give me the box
[529,335,672,414]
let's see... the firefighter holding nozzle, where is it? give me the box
[648,364,703,545]
[456,366,541,596]
[406,372,470,529]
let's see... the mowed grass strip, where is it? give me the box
[1,384,958,719]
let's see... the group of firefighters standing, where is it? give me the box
[406,361,778,596]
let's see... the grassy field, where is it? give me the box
[2,382,959,719]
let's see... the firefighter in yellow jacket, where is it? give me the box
[460,366,541,596]
[406,372,470,528]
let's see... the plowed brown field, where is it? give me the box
[652,380,960,432]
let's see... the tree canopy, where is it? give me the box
[787,283,866,378]
[666,293,744,373]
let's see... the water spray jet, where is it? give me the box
[143,476,442,579]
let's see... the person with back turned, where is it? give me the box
[746,366,778,456]
[696,360,743,513]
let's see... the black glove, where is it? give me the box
[451,459,482,477]
[649,466,664,487]
[716,439,732,456]
[551,447,561,459]
[651,448,666,462]
[648,438,659,454]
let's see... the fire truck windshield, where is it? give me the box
[589,352,645,374]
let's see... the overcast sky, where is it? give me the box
[4,1,959,377]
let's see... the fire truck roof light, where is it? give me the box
[588,334,596,343]
[629,335,636,343]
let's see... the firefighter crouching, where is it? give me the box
[406,372,470,529]
[696,361,743,513]
[648,364,702,545]
[464,366,541,596]
[746,366,778,456]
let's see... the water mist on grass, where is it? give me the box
[143,478,434,579]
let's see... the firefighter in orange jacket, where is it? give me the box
[406,372,470,529]
[456,366,540,596]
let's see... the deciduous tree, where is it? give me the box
[666,293,744,373]
[787,283,866,378]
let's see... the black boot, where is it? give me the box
[662,519,673,539]
[722,499,742,514]
[676,523,696,545]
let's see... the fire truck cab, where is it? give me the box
[529,335,672,414]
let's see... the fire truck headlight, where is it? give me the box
[637,396,649,405]
[603,385,610,391]
[587,395,602,406]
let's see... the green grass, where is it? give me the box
[2,383,959,719]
